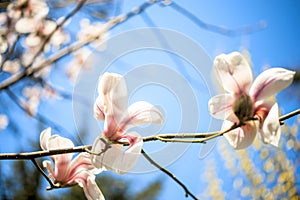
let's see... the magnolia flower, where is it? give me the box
[92,72,164,174]
[40,128,104,200]
[208,52,295,149]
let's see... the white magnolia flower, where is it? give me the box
[92,72,164,174]
[208,52,295,149]
[40,128,104,200]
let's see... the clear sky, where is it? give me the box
[0,0,299,199]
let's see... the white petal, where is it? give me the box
[47,135,74,150]
[42,160,54,177]
[249,68,295,101]
[76,172,105,200]
[40,127,51,150]
[92,132,143,174]
[214,52,253,94]
[97,72,128,116]
[208,94,234,120]
[123,101,164,127]
[223,120,257,149]
[259,103,281,147]
[15,18,36,33]
[93,97,105,121]
[96,73,128,137]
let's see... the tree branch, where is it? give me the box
[0,108,298,160]
[31,158,55,189]
[0,0,159,90]
[142,149,198,200]
[168,1,267,36]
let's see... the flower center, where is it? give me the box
[232,93,254,123]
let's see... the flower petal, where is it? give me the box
[96,73,128,138]
[214,52,253,94]
[93,96,105,121]
[40,127,51,150]
[15,18,35,33]
[249,68,295,101]
[208,94,234,120]
[120,101,164,129]
[259,103,281,147]
[42,160,54,178]
[91,132,143,174]
[76,171,105,200]
[47,135,74,150]
[47,135,75,182]
[223,120,257,149]
[67,153,101,184]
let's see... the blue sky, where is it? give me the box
[1,0,300,199]
[111,1,300,199]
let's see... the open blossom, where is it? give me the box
[208,52,295,149]
[92,72,164,174]
[40,128,104,200]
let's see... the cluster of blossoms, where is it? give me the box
[0,0,69,77]
[41,72,164,199]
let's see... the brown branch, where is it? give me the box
[0,108,298,160]
[279,109,300,122]
[0,145,90,160]
[31,158,56,189]
[24,0,87,71]
[142,149,198,200]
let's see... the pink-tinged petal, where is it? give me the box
[66,153,101,184]
[94,97,105,121]
[249,68,295,101]
[223,120,257,149]
[214,52,253,94]
[97,72,128,117]
[42,160,54,178]
[97,73,128,137]
[259,103,281,147]
[47,135,74,181]
[120,101,164,129]
[40,127,51,150]
[208,94,234,120]
[91,132,143,174]
[254,100,274,125]
[75,172,105,200]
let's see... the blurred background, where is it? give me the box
[0,0,299,199]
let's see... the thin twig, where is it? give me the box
[279,109,300,122]
[169,2,267,36]
[141,149,198,200]
[0,108,298,160]
[0,145,90,160]
[24,0,88,71]
[0,34,22,71]
[31,158,55,188]
[5,87,80,144]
